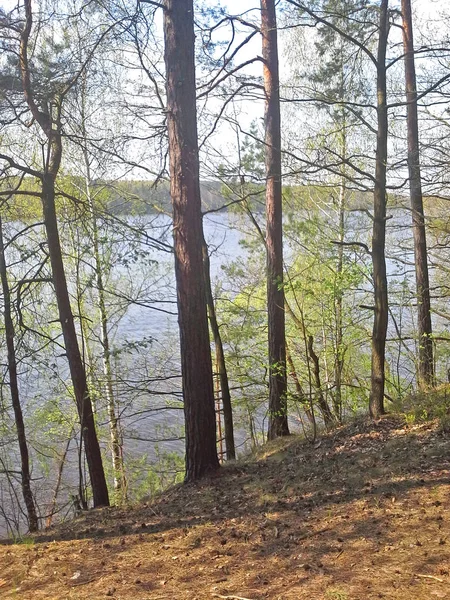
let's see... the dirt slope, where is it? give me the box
[1,416,449,600]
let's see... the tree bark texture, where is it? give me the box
[163,0,219,480]
[261,0,290,440]
[20,0,109,507]
[202,241,236,461]
[401,0,434,388]
[0,218,39,532]
[370,0,389,418]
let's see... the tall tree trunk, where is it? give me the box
[202,240,236,461]
[401,0,434,388]
[370,0,389,418]
[42,176,110,506]
[0,218,39,532]
[261,0,290,440]
[19,0,109,507]
[163,0,219,481]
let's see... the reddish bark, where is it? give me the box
[401,0,434,387]
[163,0,220,480]
[261,0,290,439]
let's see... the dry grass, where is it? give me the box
[1,415,449,599]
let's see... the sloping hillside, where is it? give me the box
[1,416,449,600]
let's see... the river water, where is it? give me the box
[0,206,443,536]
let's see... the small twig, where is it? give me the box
[212,595,257,600]
[359,304,375,311]
[415,574,445,583]
[297,526,332,541]
[331,240,371,255]
[68,577,97,586]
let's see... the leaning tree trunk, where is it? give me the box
[20,0,109,507]
[163,0,219,481]
[370,0,389,418]
[202,240,236,461]
[307,336,335,428]
[42,175,110,507]
[0,217,39,532]
[261,0,290,440]
[401,0,434,388]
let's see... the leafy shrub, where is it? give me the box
[396,384,450,432]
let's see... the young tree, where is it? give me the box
[286,0,372,421]
[163,0,219,480]
[307,0,372,421]
[76,68,127,503]
[261,0,290,439]
[401,0,434,388]
[202,238,236,461]
[17,0,110,505]
[0,215,39,532]
[283,0,391,417]
[369,0,389,418]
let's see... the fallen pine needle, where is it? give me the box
[416,574,444,583]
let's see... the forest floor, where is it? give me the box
[1,415,450,600]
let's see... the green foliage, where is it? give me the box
[396,385,450,432]
[325,589,349,600]
[215,184,373,433]
[130,449,184,503]
[311,0,376,99]
[240,120,265,182]
[12,534,35,546]
[284,191,371,414]
[1,178,42,222]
